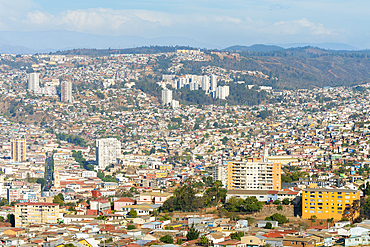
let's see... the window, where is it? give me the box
[338,196,342,199]
[318,211,323,213]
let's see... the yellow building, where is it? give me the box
[11,139,26,162]
[15,203,59,227]
[302,188,360,220]
[227,157,281,190]
[155,170,168,178]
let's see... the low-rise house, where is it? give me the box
[282,237,317,247]
[241,236,265,247]
[114,197,135,211]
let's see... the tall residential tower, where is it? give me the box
[162,89,173,106]
[61,81,73,103]
[96,138,121,170]
[28,72,39,91]
[11,139,26,162]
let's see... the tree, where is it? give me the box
[265,222,273,229]
[265,213,288,224]
[176,239,183,245]
[277,205,283,211]
[310,215,317,223]
[326,218,334,224]
[198,236,210,246]
[346,200,360,223]
[161,178,204,212]
[0,198,8,206]
[186,224,200,240]
[160,235,174,244]
[230,232,244,240]
[282,198,291,205]
[53,195,64,206]
[7,214,15,227]
[128,209,137,218]
[340,217,349,222]
[0,216,4,222]
[273,200,281,205]
[36,178,47,189]
[127,225,136,230]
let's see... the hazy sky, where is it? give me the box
[1,0,369,48]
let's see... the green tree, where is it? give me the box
[7,214,15,227]
[282,198,290,205]
[230,232,244,240]
[160,235,174,244]
[265,213,288,224]
[186,224,200,240]
[265,222,273,229]
[0,198,8,206]
[128,209,137,218]
[127,225,136,230]
[36,178,47,189]
[176,239,183,245]
[273,200,281,205]
[161,179,204,212]
[198,236,210,246]
[340,217,349,222]
[53,195,64,206]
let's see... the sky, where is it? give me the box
[1,0,369,49]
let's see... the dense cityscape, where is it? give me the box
[0,48,370,247]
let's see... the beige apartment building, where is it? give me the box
[227,157,281,190]
[11,139,26,162]
[15,203,59,227]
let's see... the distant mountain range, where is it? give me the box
[0,30,364,54]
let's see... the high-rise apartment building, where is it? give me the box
[162,89,173,106]
[302,188,360,220]
[212,163,229,188]
[210,75,218,92]
[202,76,210,92]
[28,72,39,91]
[61,81,73,103]
[11,139,26,162]
[96,138,121,170]
[227,157,281,190]
[15,202,59,227]
[215,86,230,99]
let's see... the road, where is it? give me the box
[44,156,53,191]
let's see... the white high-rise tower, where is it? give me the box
[162,89,173,106]
[202,76,210,92]
[61,81,73,103]
[28,72,39,91]
[96,138,121,170]
[210,75,218,92]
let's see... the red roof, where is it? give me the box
[263,233,283,238]
[268,191,279,194]
[116,197,135,203]
[91,198,110,203]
